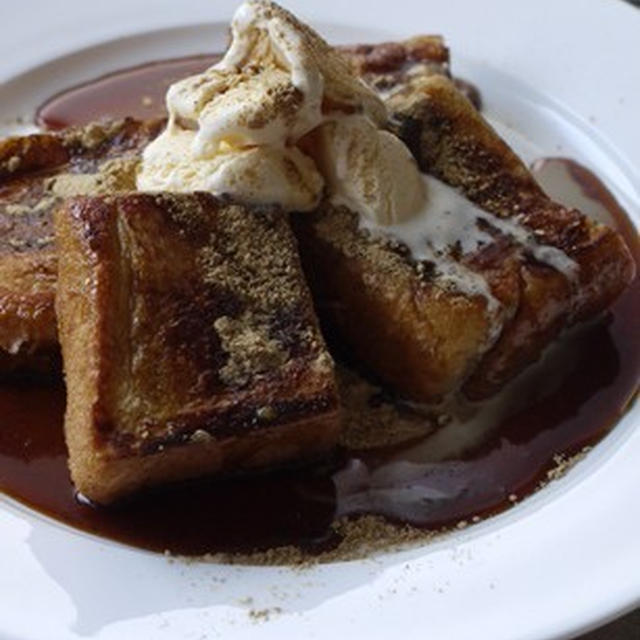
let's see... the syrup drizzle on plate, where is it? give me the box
[0,56,636,556]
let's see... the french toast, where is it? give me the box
[340,36,449,88]
[0,38,447,376]
[0,118,163,377]
[295,73,635,401]
[340,36,481,109]
[1,37,635,402]
[388,74,636,398]
[55,193,340,503]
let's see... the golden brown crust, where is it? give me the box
[386,75,635,397]
[55,193,340,503]
[293,206,501,401]
[0,38,447,376]
[299,72,635,401]
[339,36,455,108]
[341,35,449,76]
[1,38,635,402]
[0,118,163,375]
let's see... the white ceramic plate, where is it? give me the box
[1,1,639,639]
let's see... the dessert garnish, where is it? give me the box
[138,0,426,224]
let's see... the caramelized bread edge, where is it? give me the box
[388,74,636,397]
[55,194,341,503]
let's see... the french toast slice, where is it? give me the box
[340,36,481,109]
[296,73,635,401]
[386,74,636,397]
[340,35,449,87]
[55,193,340,504]
[293,202,507,401]
[0,118,163,376]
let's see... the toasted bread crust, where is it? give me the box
[341,36,449,85]
[0,118,163,375]
[0,39,446,375]
[387,75,635,397]
[293,206,501,400]
[298,73,634,401]
[55,193,340,503]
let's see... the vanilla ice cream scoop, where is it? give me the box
[311,116,426,225]
[137,0,426,223]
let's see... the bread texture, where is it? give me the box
[55,193,340,503]
[0,39,447,376]
[1,38,635,400]
[0,118,163,376]
[296,73,635,401]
